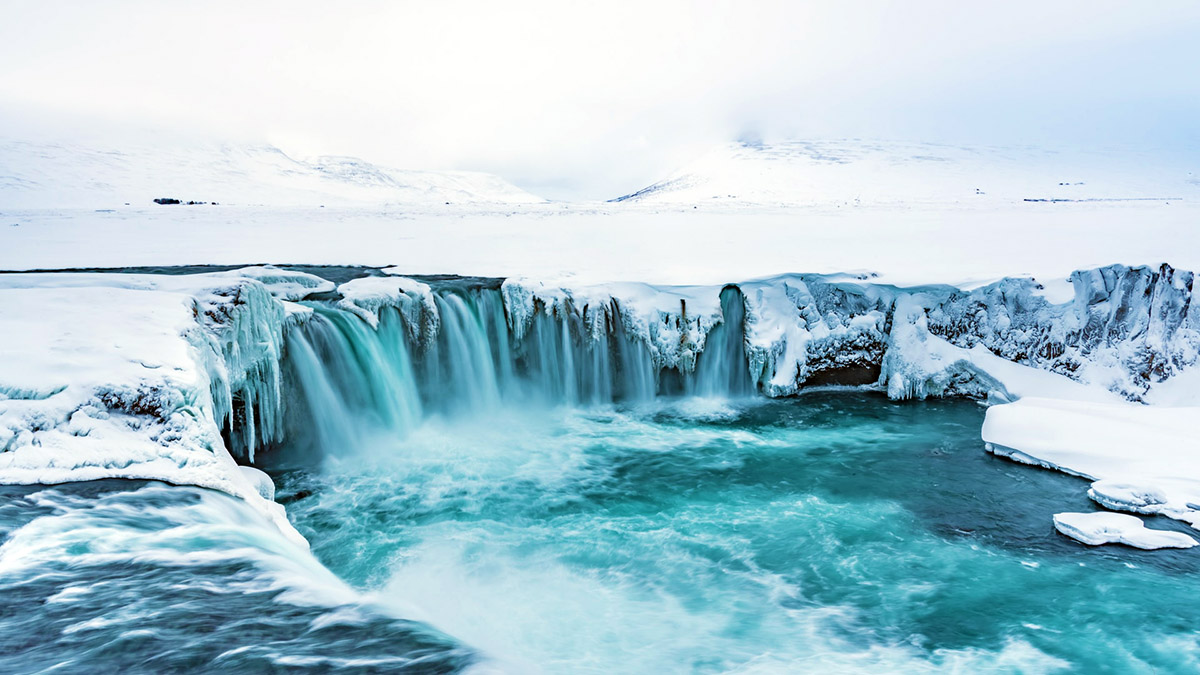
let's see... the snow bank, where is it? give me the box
[1052,512,1197,550]
[983,397,1200,530]
[0,268,332,546]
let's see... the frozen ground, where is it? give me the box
[3,138,1197,286]
[3,201,1199,289]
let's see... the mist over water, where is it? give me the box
[266,394,1200,673]
[0,481,474,673]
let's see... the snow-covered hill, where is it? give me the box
[612,140,1199,208]
[0,138,545,208]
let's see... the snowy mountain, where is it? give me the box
[612,140,1199,208]
[0,138,545,208]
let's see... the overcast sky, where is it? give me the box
[2,0,1198,199]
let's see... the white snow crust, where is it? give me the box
[983,398,1200,530]
[1052,512,1197,550]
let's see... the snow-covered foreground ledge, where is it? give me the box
[1,262,1196,549]
[0,268,333,547]
[984,397,1200,531]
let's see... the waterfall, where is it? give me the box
[693,286,755,397]
[283,305,422,455]
[428,293,504,410]
[271,284,753,458]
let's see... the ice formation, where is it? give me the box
[500,263,1197,404]
[1052,512,1197,550]
[1,261,1196,548]
[0,268,331,546]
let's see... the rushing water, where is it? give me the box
[263,394,1200,673]
[5,395,1200,673]
[4,284,1200,673]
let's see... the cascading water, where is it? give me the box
[283,304,423,454]
[693,285,755,397]
[277,282,756,454]
[428,293,505,410]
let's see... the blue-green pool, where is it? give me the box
[3,393,1198,673]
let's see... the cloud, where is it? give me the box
[1,0,1197,198]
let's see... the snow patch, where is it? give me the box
[1053,512,1197,550]
[984,397,1200,529]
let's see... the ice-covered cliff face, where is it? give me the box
[926,264,1197,401]
[1,263,1195,542]
[492,263,1195,403]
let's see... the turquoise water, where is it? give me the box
[7,278,1198,673]
[260,393,1200,673]
[5,391,1200,672]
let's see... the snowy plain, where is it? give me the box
[3,138,1198,287]
[1,138,1198,549]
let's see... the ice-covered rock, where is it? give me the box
[209,266,336,301]
[337,274,437,338]
[1052,512,1197,550]
[239,465,276,501]
[927,264,1198,401]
